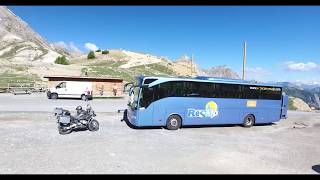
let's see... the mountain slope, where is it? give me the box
[0,6,63,63]
[279,82,320,109]
[69,50,241,81]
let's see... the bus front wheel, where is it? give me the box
[242,114,255,128]
[166,115,181,130]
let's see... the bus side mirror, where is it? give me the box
[123,82,134,93]
[131,101,138,110]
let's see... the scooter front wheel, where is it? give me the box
[88,119,99,131]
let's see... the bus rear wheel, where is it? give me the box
[242,114,255,128]
[166,115,181,130]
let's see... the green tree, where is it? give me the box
[96,49,101,52]
[87,51,96,59]
[54,55,69,65]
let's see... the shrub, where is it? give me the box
[54,56,69,65]
[87,51,96,59]
[96,49,101,52]
[102,50,109,54]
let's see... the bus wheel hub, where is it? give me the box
[246,117,252,125]
[171,119,178,127]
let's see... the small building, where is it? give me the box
[44,76,123,97]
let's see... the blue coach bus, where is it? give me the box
[124,76,288,130]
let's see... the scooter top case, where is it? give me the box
[58,115,71,124]
[54,107,71,124]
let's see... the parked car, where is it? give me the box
[47,81,93,100]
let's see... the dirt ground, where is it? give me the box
[0,109,319,174]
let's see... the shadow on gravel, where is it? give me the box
[72,128,89,133]
[183,123,274,129]
[50,98,87,101]
[312,165,320,174]
[254,123,275,126]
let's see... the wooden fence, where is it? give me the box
[0,80,47,93]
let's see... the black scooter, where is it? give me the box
[54,104,99,135]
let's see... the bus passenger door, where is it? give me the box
[137,105,154,126]
[137,87,154,126]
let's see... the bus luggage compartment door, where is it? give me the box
[280,95,288,119]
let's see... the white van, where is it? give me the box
[47,81,93,100]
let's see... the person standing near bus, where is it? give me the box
[113,84,118,96]
[84,87,90,101]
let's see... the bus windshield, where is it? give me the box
[139,86,154,109]
[133,86,140,103]
[129,86,141,109]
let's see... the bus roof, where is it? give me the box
[138,75,283,88]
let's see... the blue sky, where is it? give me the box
[8,6,320,83]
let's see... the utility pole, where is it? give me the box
[242,41,247,80]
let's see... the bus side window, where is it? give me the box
[214,83,221,98]
[243,85,259,99]
[170,81,185,97]
[185,81,200,97]
[198,82,213,98]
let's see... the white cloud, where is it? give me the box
[53,41,68,49]
[85,43,99,51]
[68,42,82,54]
[286,61,318,71]
[53,41,83,54]
[236,67,271,82]
[246,67,271,75]
[246,67,271,78]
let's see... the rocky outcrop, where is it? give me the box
[201,65,240,79]
[171,55,240,79]
[292,97,312,112]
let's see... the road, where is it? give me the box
[0,93,128,113]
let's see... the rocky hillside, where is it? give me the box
[201,65,240,79]
[0,6,65,63]
[67,50,240,82]
[278,82,320,109]
[288,97,312,112]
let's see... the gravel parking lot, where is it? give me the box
[0,93,319,174]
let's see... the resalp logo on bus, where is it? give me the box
[187,101,219,118]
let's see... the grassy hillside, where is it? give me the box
[81,60,176,82]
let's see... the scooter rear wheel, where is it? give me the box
[58,125,72,135]
[88,119,99,131]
